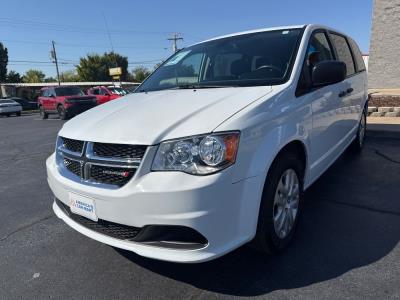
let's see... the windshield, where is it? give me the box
[55,87,84,96]
[137,29,302,92]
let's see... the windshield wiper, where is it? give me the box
[173,84,231,89]
[135,85,235,93]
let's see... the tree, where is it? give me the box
[131,66,151,82]
[44,76,57,83]
[0,42,8,82]
[22,69,46,83]
[77,52,128,81]
[6,70,21,83]
[60,69,80,82]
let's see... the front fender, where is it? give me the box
[216,88,312,184]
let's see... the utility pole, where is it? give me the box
[167,33,183,53]
[51,41,60,85]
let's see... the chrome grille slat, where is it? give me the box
[61,137,84,155]
[93,142,146,160]
[63,158,82,177]
[56,136,146,188]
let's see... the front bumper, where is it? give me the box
[65,103,96,116]
[47,153,264,263]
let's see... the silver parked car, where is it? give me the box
[0,99,22,117]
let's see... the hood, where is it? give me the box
[59,86,272,145]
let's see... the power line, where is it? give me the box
[8,60,74,65]
[7,59,164,65]
[0,39,168,50]
[0,17,174,35]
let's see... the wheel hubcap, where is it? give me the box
[359,113,366,147]
[273,169,300,239]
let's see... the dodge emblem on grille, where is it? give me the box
[102,170,130,177]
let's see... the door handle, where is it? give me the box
[338,91,347,97]
[346,88,354,94]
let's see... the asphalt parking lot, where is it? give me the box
[0,113,399,299]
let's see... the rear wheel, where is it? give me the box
[253,152,304,254]
[350,107,367,153]
[39,106,48,119]
[57,105,68,120]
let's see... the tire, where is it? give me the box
[57,105,68,120]
[6,114,10,117]
[350,106,367,153]
[39,106,48,120]
[252,152,304,254]
[16,111,21,117]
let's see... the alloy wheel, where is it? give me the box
[273,169,300,239]
[359,112,366,147]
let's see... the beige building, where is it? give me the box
[368,0,400,88]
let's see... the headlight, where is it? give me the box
[152,132,240,175]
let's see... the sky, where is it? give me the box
[0,0,373,78]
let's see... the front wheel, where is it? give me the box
[252,152,304,254]
[39,106,48,119]
[57,105,68,120]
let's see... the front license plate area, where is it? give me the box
[68,192,98,222]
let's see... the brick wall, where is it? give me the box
[368,0,400,88]
[369,94,400,107]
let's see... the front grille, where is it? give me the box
[89,165,136,186]
[56,199,141,240]
[64,158,81,177]
[92,143,146,160]
[57,137,146,188]
[61,137,84,154]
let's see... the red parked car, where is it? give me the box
[38,86,97,120]
[87,86,127,105]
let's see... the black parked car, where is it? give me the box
[5,97,38,111]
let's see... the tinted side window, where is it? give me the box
[330,33,356,76]
[307,32,333,64]
[348,38,366,72]
[296,32,334,96]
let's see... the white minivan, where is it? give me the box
[47,24,367,263]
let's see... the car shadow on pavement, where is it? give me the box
[116,133,400,296]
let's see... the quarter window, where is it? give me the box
[330,33,356,76]
[348,38,366,72]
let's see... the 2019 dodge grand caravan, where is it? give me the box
[38,86,97,120]
[47,25,368,263]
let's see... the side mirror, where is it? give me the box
[312,60,346,87]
